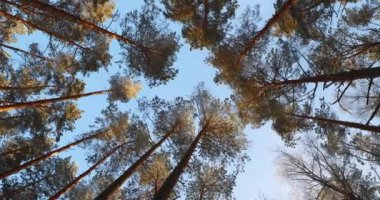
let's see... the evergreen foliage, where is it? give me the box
[1,0,380,199]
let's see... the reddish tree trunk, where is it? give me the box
[0,43,51,61]
[94,125,178,200]
[152,127,206,200]
[240,0,297,57]
[0,130,107,179]
[11,0,143,50]
[0,10,85,49]
[272,67,380,85]
[49,143,126,200]
[290,113,380,133]
[0,85,52,91]
[0,90,111,112]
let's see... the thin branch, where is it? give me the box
[366,101,380,125]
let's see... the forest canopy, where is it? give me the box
[0,0,380,199]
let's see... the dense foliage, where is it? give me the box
[1,0,380,199]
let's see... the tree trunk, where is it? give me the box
[0,10,85,49]
[290,113,380,133]
[198,184,205,200]
[272,67,380,85]
[0,130,107,179]
[203,0,209,29]
[49,142,126,200]
[0,174,53,199]
[12,0,143,50]
[240,0,297,57]
[94,125,178,200]
[0,90,111,112]
[0,43,51,61]
[0,84,54,91]
[152,127,206,200]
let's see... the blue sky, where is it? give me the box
[28,0,293,199]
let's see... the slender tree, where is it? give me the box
[0,173,52,199]
[240,0,297,57]
[59,105,151,200]
[1,157,78,199]
[138,154,172,198]
[0,129,108,179]
[0,134,54,174]
[0,90,110,112]
[0,75,141,112]
[0,9,86,49]
[290,113,380,133]
[153,85,247,199]
[0,84,54,91]
[265,67,380,86]
[152,125,207,200]
[0,42,52,61]
[94,123,179,200]
[49,142,126,200]
[5,0,143,49]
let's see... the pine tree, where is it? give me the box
[94,95,196,199]
[153,85,247,199]
[290,113,380,133]
[0,129,108,179]
[162,0,238,49]
[0,74,141,112]
[49,142,126,200]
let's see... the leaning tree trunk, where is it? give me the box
[49,142,127,200]
[0,85,53,91]
[240,0,297,57]
[0,174,53,199]
[0,130,107,179]
[271,67,380,86]
[0,10,85,49]
[94,124,179,200]
[0,89,111,112]
[290,113,380,133]
[8,0,143,50]
[152,127,206,200]
[0,43,52,61]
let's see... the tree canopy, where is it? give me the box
[1,0,380,199]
